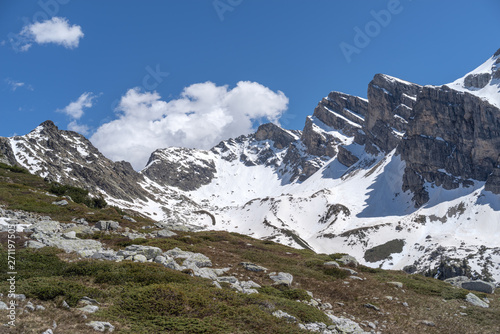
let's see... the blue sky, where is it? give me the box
[1,0,499,169]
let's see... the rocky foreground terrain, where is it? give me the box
[0,162,499,333]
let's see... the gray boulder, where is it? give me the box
[52,200,68,206]
[78,305,99,313]
[337,255,358,267]
[156,229,177,238]
[120,244,162,260]
[95,220,120,231]
[462,280,496,294]
[269,272,293,286]
[86,321,115,332]
[465,292,489,308]
[444,276,470,288]
[327,314,366,334]
[29,220,60,234]
[323,261,340,268]
[183,253,212,268]
[272,310,297,322]
[239,262,268,272]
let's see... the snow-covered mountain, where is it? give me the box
[1,48,500,284]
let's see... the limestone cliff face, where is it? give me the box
[301,91,367,158]
[365,74,420,153]
[399,86,500,205]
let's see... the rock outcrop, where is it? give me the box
[399,86,500,205]
[0,121,149,202]
[142,147,216,191]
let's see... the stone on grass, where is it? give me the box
[363,303,380,311]
[239,262,268,272]
[78,305,99,313]
[269,272,293,286]
[272,310,297,322]
[323,261,340,268]
[461,280,496,294]
[419,320,436,327]
[156,229,177,238]
[387,281,403,288]
[87,321,115,332]
[337,255,358,267]
[52,200,68,206]
[183,253,212,268]
[95,220,120,231]
[327,314,365,334]
[133,254,148,263]
[465,293,489,308]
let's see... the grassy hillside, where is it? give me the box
[0,163,498,333]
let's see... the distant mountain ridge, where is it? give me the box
[1,48,500,284]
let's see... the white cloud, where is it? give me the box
[19,17,83,50]
[67,120,90,135]
[57,92,96,119]
[6,79,24,91]
[5,78,34,91]
[90,81,289,170]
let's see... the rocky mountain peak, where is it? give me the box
[1,120,150,202]
[254,123,299,149]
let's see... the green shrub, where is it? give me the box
[49,182,107,208]
[93,262,189,286]
[258,286,311,301]
[18,277,103,306]
[120,284,187,317]
[0,162,29,173]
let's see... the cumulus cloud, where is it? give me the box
[67,120,90,135]
[57,92,96,119]
[90,81,289,170]
[19,17,83,50]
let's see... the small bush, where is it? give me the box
[49,182,107,208]
[323,267,349,279]
[120,284,187,317]
[0,163,29,173]
[258,286,311,301]
[18,277,103,307]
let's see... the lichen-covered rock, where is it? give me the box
[327,314,367,334]
[183,253,212,268]
[239,262,268,272]
[121,244,162,260]
[269,272,293,286]
[86,321,115,332]
[337,255,358,267]
[465,292,489,308]
[95,220,120,231]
